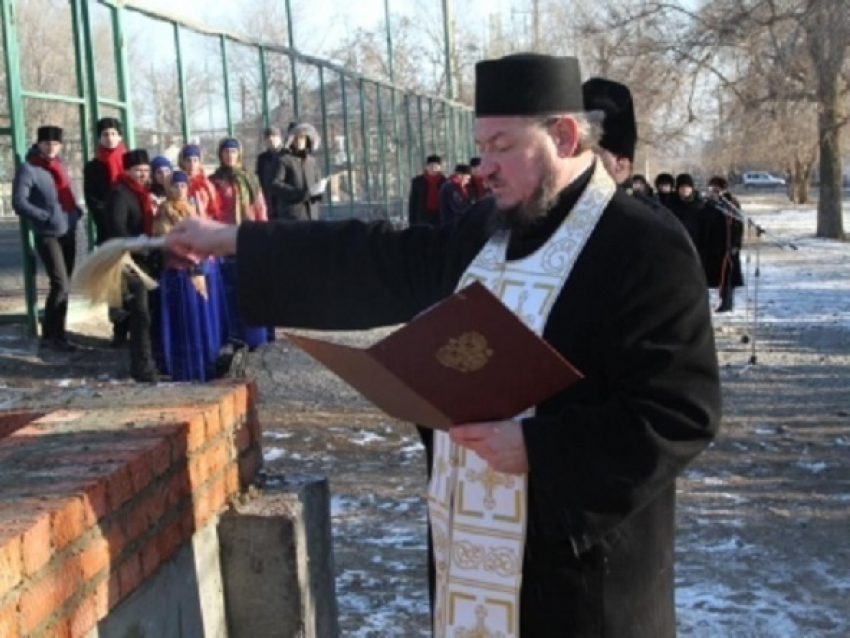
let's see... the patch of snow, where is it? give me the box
[350,431,386,445]
[263,448,285,462]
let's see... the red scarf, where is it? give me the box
[28,154,77,213]
[423,172,443,213]
[118,173,154,236]
[449,174,468,198]
[96,142,127,186]
[189,172,220,219]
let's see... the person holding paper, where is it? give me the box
[166,53,720,637]
[269,121,324,221]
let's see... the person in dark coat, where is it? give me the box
[255,125,283,205]
[408,154,446,226]
[165,53,720,637]
[83,117,126,245]
[12,125,83,352]
[581,77,669,217]
[669,173,707,255]
[439,163,473,224]
[104,149,159,382]
[655,172,676,208]
[467,156,490,203]
[629,173,653,197]
[269,122,323,220]
[705,176,744,312]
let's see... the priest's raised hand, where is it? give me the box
[165,216,238,261]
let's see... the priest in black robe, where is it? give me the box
[165,53,721,637]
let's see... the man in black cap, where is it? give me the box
[84,117,127,245]
[408,154,446,226]
[581,77,673,218]
[104,149,159,382]
[165,53,719,637]
[255,125,282,207]
[467,156,490,203]
[669,172,708,258]
[439,163,473,224]
[12,125,83,352]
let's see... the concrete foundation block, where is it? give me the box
[218,474,339,638]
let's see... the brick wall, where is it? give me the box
[0,380,263,638]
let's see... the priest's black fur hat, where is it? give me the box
[122,149,150,170]
[37,126,63,143]
[582,77,637,161]
[96,117,122,135]
[475,53,584,117]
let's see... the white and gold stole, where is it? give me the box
[427,164,616,637]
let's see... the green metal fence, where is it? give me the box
[0,0,475,335]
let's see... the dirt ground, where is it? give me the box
[1,212,848,636]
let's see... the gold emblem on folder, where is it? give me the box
[436,332,493,373]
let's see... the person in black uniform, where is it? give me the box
[705,176,744,312]
[165,53,720,637]
[654,172,676,208]
[581,77,668,216]
[407,154,446,226]
[104,149,159,382]
[669,172,707,257]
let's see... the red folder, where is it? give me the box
[284,281,582,430]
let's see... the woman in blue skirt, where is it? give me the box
[153,171,223,381]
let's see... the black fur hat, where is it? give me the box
[475,53,584,116]
[37,126,63,143]
[582,78,637,161]
[655,173,675,188]
[122,149,150,170]
[454,164,472,175]
[676,173,695,189]
[426,154,442,165]
[96,117,122,135]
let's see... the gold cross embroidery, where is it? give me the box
[456,605,506,638]
[466,466,515,510]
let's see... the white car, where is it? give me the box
[742,172,786,187]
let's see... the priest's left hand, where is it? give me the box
[450,420,528,475]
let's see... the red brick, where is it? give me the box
[180,503,196,539]
[157,518,182,563]
[103,520,128,559]
[169,429,189,463]
[142,481,169,529]
[19,555,81,635]
[185,412,208,453]
[151,436,173,477]
[117,555,143,600]
[207,439,229,477]
[92,575,110,617]
[127,451,155,494]
[80,478,109,528]
[0,596,19,638]
[247,412,262,445]
[51,497,85,552]
[107,571,122,611]
[79,535,110,583]
[105,465,134,511]
[191,488,211,530]
[122,500,151,544]
[43,617,72,638]
[0,532,23,596]
[68,592,99,638]
[216,394,234,435]
[188,453,208,488]
[21,510,52,577]
[209,475,229,515]
[140,537,161,580]
[166,468,191,510]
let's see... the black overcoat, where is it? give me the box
[235,166,721,637]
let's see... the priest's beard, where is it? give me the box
[490,153,560,233]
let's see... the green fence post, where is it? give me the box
[428,98,436,157]
[1,0,38,335]
[284,0,299,118]
[339,74,354,217]
[404,94,415,193]
[375,84,389,220]
[416,95,425,163]
[318,65,333,218]
[112,5,134,147]
[70,0,94,248]
[220,36,234,136]
[173,24,190,143]
[390,86,402,221]
[358,79,370,207]
[258,46,270,129]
